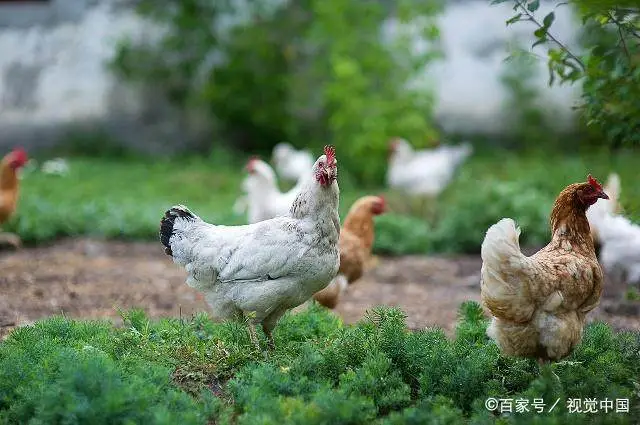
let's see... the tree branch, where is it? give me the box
[513,0,586,71]
[611,10,631,62]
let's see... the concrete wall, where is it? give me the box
[0,0,209,154]
[0,0,582,154]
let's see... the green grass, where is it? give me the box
[6,148,640,254]
[1,303,638,424]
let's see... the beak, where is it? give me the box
[599,191,609,200]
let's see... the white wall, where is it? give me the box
[0,0,583,151]
[404,0,582,134]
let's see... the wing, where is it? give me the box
[171,216,313,289]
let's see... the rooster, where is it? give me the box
[160,146,340,350]
[481,175,608,364]
[0,148,29,248]
[272,142,314,183]
[235,157,305,224]
[313,195,386,309]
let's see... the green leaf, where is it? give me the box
[533,28,546,38]
[506,13,523,25]
[542,11,555,29]
[527,0,540,12]
[532,37,547,48]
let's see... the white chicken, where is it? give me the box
[160,146,340,350]
[597,214,640,284]
[235,157,305,224]
[586,172,620,250]
[386,137,473,197]
[586,174,640,285]
[41,158,70,176]
[272,142,314,183]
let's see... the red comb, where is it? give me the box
[324,145,335,162]
[587,174,602,191]
[245,155,260,172]
[6,147,28,165]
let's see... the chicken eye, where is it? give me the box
[318,161,324,167]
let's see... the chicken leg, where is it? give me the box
[247,321,261,352]
[262,308,287,351]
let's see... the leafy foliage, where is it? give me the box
[111,0,442,183]
[1,303,638,424]
[494,0,640,147]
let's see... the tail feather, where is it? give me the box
[480,218,523,268]
[160,205,198,256]
[480,218,534,323]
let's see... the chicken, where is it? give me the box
[160,145,340,350]
[313,195,386,308]
[272,142,314,183]
[41,158,70,176]
[236,156,305,224]
[480,175,608,364]
[386,137,473,197]
[585,174,640,285]
[597,214,640,285]
[585,172,620,256]
[0,148,29,248]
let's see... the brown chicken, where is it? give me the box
[0,148,28,248]
[480,175,608,364]
[313,195,386,308]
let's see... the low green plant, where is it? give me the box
[1,303,638,424]
[6,149,640,254]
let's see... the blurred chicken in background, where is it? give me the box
[586,172,621,256]
[313,195,386,308]
[235,156,305,224]
[386,137,473,215]
[0,148,29,248]
[41,158,70,176]
[586,173,640,285]
[272,142,314,184]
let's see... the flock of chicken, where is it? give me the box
[0,141,638,367]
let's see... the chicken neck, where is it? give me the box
[0,162,18,191]
[549,187,595,255]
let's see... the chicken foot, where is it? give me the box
[0,232,21,249]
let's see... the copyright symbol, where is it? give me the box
[485,397,499,411]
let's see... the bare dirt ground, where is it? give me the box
[1,239,638,339]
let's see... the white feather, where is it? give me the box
[386,138,473,196]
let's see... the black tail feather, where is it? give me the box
[159,205,196,256]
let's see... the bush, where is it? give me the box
[1,303,638,424]
[494,0,640,147]
[111,0,442,183]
